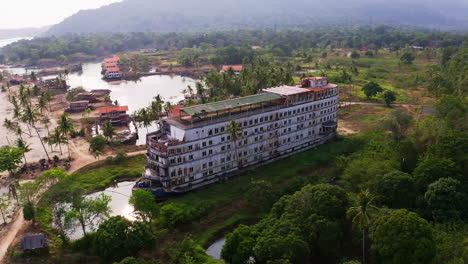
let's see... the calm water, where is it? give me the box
[65,63,196,144]
[8,62,196,144]
[206,237,227,260]
[68,181,136,240]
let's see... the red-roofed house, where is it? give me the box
[104,62,118,69]
[98,106,130,125]
[220,65,243,74]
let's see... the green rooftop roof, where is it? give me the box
[182,93,282,116]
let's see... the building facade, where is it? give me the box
[141,77,339,195]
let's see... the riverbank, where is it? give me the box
[0,151,146,263]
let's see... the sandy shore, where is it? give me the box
[0,89,67,176]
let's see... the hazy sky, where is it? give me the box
[0,0,121,29]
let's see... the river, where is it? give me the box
[5,62,196,144]
[68,181,136,240]
[64,63,196,144]
[206,237,227,260]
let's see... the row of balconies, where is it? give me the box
[148,122,336,169]
[151,112,337,158]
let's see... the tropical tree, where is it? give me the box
[0,196,9,224]
[0,146,24,177]
[381,109,413,140]
[382,90,397,106]
[370,209,435,264]
[67,193,111,236]
[226,120,243,167]
[23,200,36,223]
[136,108,153,132]
[102,120,116,142]
[93,216,156,261]
[89,135,107,152]
[16,138,31,164]
[129,189,159,223]
[163,101,173,116]
[361,81,383,98]
[400,52,415,65]
[23,104,50,160]
[3,118,16,133]
[195,81,206,103]
[58,113,75,158]
[49,127,67,155]
[424,177,467,223]
[347,189,379,264]
[38,93,48,114]
[93,150,102,160]
[41,115,51,136]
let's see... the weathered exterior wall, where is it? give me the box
[145,87,339,192]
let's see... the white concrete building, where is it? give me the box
[105,67,122,79]
[138,77,338,196]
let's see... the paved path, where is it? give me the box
[0,150,146,263]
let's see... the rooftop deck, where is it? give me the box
[181,93,282,116]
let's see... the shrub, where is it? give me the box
[89,136,107,152]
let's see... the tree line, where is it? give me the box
[2,26,467,64]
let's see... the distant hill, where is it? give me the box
[0,26,50,40]
[44,0,468,35]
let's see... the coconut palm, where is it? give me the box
[347,189,379,264]
[58,113,75,159]
[148,100,162,120]
[23,104,50,161]
[101,120,116,142]
[38,94,48,115]
[195,81,206,103]
[3,118,16,133]
[48,127,67,155]
[15,126,26,140]
[93,150,102,160]
[137,108,153,133]
[41,116,51,136]
[163,102,173,116]
[16,138,31,164]
[226,120,243,168]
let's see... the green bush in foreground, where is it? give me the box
[370,209,435,264]
[93,216,155,261]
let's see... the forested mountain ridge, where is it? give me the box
[45,0,468,35]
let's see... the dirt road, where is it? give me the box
[0,149,147,263]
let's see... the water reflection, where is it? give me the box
[68,181,136,240]
[6,62,196,144]
[206,237,227,260]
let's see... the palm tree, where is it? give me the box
[15,126,25,140]
[164,102,173,116]
[101,120,116,142]
[347,189,379,264]
[41,116,51,136]
[137,108,153,133]
[93,150,102,160]
[38,94,48,115]
[226,120,243,168]
[23,104,50,161]
[49,127,67,155]
[58,113,75,159]
[3,118,16,133]
[149,100,162,120]
[16,138,31,164]
[195,81,206,103]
